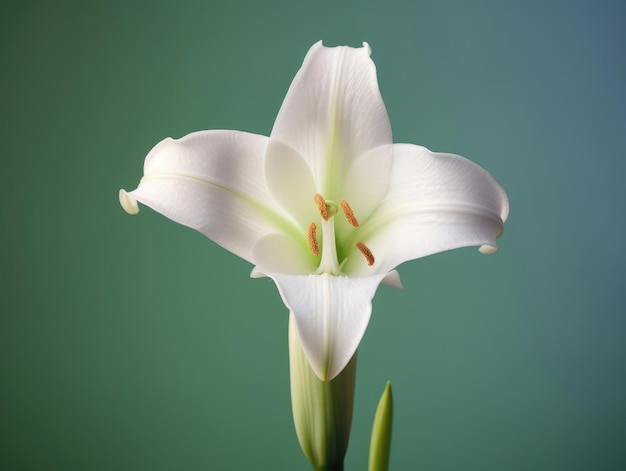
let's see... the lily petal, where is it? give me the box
[352,144,509,274]
[339,144,394,223]
[269,41,392,202]
[255,271,391,381]
[264,140,319,231]
[252,233,317,275]
[120,130,299,265]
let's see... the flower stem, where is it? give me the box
[289,314,356,471]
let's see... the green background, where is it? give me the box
[2,1,625,469]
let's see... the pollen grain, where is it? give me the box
[339,200,359,227]
[356,242,375,266]
[307,222,319,255]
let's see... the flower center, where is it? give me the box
[308,193,375,274]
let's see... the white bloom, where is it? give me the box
[120,41,509,381]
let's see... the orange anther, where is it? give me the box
[307,222,319,255]
[314,194,328,221]
[356,242,375,266]
[339,200,359,227]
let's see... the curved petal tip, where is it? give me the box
[479,244,499,255]
[381,270,403,289]
[312,40,372,56]
[119,189,139,215]
[258,272,391,381]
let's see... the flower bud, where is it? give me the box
[368,381,393,471]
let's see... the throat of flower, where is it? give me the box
[308,194,377,274]
[310,194,342,275]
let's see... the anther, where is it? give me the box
[307,222,319,255]
[356,242,375,266]
[314,194,328,221]
[339,200,359,227]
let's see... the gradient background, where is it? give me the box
[2,1,625,469]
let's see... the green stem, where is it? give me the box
[289,314,356,471]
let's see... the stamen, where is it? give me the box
[314,194,328,221]
[356,242,375,266]
[307,222,319,255]
[339,199,359,227]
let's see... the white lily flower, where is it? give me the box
[120,41,509,381]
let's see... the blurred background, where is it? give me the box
[2,1,625,469]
